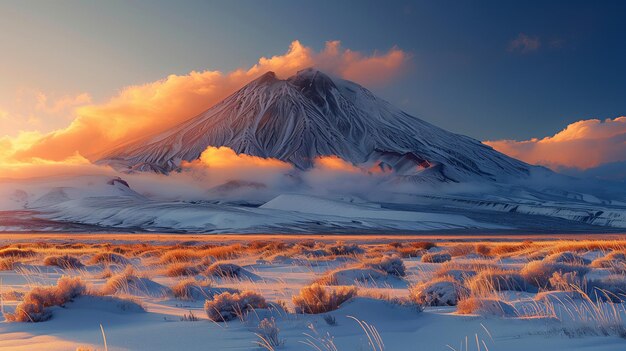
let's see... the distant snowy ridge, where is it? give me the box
[17,179,501,233]
[425,194,626,228]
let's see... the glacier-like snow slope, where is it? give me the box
[2,177,500,233]
[2,174,626,232]
[261,194,493,227]
[98,68,532,182]
[416,192,626,228]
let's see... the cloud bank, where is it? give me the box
[2,40,410,167]
[485,117,626,170]
[0,145,403,210]
[508,33,541,54]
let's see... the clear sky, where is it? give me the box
[1,0,625,142]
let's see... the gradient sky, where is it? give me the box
[1,0,625,141]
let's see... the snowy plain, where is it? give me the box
[1,234,626,351]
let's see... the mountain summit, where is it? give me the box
[98,68,531,182]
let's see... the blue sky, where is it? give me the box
[1,0,625,140]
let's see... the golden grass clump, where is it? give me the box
[408,241,436,250]
[204,290,267,322]
[159,244,242,264]
[164,261,202,277]
[467,268,531,293]
[203,244,244,260]
[205,262,245,278]
[456,297,517,317]
[550,240,626,254]
[0,258,16,271]
[421,252,451,263]
[390,241,436,258]
[101,266,141,295]
[485,240,541,258]
[362,255,406,277]
[1,290,25,301]
[89,252,129,266]
[247,240,289,254]
[43,255,85,269]
[0,248,37,259]
[4,276,87,322]
[394,247,423,258]
[159,248,202,264]
[520,260,589,288]
[292,283,357,314]
[409,276,468,306]
[543,251,590,265]
[325,242,364,256]
[172,277,214,301]
[446,244,476,257]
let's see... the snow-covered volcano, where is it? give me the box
[98,68,532,182]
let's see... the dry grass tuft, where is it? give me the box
[467,268,531,293]
[4,276,86,322]
[203,244,244,260]
[89,252,129,266]
[43,255,85,269]
[457,297,518,317]
[248,240,288,254]
[204,290,267,322]
[1,290,25,301]
[205,262,245,278]
[255,317,285,349]
[326,242,364,256]
[550,240,626,254]
[0,258,16,271]
[408,241,436,250]
[488,241,536,257]
[362,255,406,277]
[392,241,436,257]
[101,266,145,295]
[292,283,357,314]
[434,261,498,282]
[409,276,468,306]
[521,261,589,288]
[544,251,590,265]
[172,277,214,301]
[447,244,476,257]
[421,252,451,263]
[0,248,36,259]
[164,261,202,277]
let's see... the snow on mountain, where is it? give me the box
[98,68,532,182]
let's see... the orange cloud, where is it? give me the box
[35,92,92,114]
[186,146,292,171]
[484,117,626,170]
[0,151,106,180]
[0,90,91,137]
[6,40,410,164]
[178,146,293,186]
[315,41,411,87]
[313,155,362,173]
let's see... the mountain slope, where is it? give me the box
[98,68,532,182]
